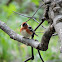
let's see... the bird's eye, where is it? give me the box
[23,23,27,26]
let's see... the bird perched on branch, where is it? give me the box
[20,22,37,38]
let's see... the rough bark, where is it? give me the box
[43,0,62,52]
[39,24,55,51]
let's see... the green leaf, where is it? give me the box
[31,0,40,5]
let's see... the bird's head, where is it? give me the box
[21,22,28,28]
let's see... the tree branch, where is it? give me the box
[39,24,55,51]
[45,0,62,52]
[0,21,39,49]
[44,0,62,52]
[53,15,62,52]
[0,20,55,51]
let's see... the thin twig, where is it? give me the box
[26,18,31,22]
[13,2,44,19]
[24,47,34,62]
[13,11,40,24]
[13,3,46,29]
[38,50,44,62]
[32,18,40,23]
[32,3,44,17]
[32,18,46,29]
[24,57,32,62]
[25,3,44,22]
[14,11,46,29]
[34,17,46,31]
[33,17,45,62]
[36,32,44,33]
[13,11,31,18]
[52,33,58,36]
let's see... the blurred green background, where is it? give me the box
[0,0,62,62]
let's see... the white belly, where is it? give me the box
[21,30,31,38]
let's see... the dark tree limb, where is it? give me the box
[39,24,55,51]
[45,0,62,52]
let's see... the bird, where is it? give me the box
[20,22,37,38]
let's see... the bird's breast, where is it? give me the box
[21,29,32,38]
